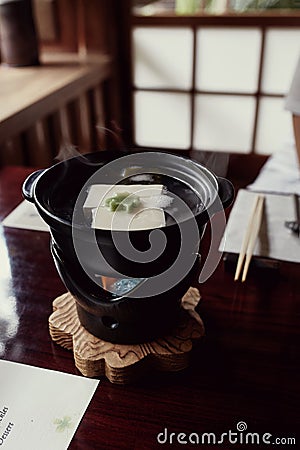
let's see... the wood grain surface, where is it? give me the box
[49,288,204,384]
[1,165,299,448]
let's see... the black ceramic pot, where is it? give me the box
[23,151,234,344]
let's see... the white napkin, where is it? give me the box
[1,201,49,232]
[219,189,300,263]
[248,142,300,195]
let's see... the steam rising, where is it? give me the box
[54,120,126,163]
[55,143,80,162]
[192,151,229,178]
[96,120,125,151]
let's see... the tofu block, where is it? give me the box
[92,207,165,231]
[84,184,163,207]
[83,184,163,219]
[86,184,166,231]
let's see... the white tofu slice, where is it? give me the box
[87,184,166,231]
[83,184,164,217]
[92,206,165,231]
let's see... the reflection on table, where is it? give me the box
[0,165,299,448]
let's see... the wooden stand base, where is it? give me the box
[49,288,204,384]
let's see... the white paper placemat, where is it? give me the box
[1,201,49,232]
[0,360,99,450]
[219,189,300,263]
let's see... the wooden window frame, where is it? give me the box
[126,12,300,154]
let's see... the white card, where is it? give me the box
[0,360,99,449]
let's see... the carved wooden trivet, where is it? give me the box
[49,287,204,384]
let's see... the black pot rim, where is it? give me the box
[26,150,227,233]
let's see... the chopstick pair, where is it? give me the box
[234,194,265,282]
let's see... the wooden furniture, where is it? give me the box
[1,164,299,447]
[3,4,300,167]
[0,2,127,167]
[0,53,114,167]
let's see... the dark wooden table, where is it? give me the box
[1,165,299,449]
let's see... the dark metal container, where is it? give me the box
[23,151,234,344]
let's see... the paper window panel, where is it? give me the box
[261,28,300,95]
[133,27,193,89]
[193,94,256,153]
[134,91,191,149]
[195,28,262,93]
[255,97,294,155]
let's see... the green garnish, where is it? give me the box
[105,192,141,213]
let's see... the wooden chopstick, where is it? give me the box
[234,195,260,281]
[234,194,265,282]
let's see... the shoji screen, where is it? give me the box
[132,22,300,154]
